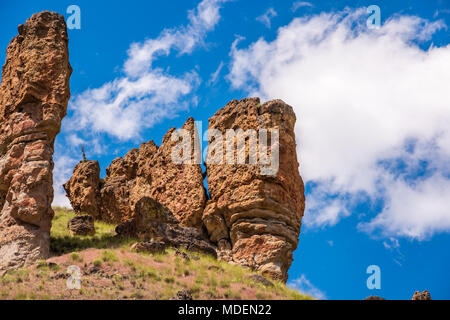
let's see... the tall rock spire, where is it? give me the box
[203,98,305,282]
[0,11,72,272]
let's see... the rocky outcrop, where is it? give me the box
[412,290,432,300]
[116,197,217,257]
[64,98,305,281]
[63,161,101,218]
[68,215,95,236]
[64,118,206,228]
[130,240,166,254]
[203,98,305,282]
[0,12,71,272]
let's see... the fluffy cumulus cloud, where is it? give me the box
[54,0,229,206]
[68,0,229,141]
[228,8,450,239]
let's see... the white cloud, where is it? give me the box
[292,1,313,12]
[360,175,450,239]
[288,274,326,300]
[53,0,229,207]
[52,153,78,208]
[256,8,278,28]
[68,0,229,141]
[208,61,224,85]
[228,8,450,239]
[382,237,399,250]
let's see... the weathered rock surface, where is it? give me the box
[116,197,217,257]
[63,161,101,218]
[68,215,95,236]
[131,117,206,228]
[412,290,432,300]
[130,240,166,254]
[64,118,206,228]
[364,296,386,300]
[203,98,305,282]
[0,11,71,272]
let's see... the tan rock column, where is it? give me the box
[203,98,305,282]
[0,12,72,272]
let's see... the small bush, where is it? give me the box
[93,259,102,267]
[70,253,82,262]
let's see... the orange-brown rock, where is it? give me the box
[0,12,71,272]
[63,161,101,218]
[131,117,206,227]
[412,290,432,300]
[116,197,216,257]
[203,98,305,282]
[64,118,207,228]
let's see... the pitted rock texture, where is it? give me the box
[412,290,432,300]
[131,117,206,228]
[0,11,71,272]
[68,215,95,236]
[64,118,206,228]
[130,240,166,254]
[116,197,217,257]
[63,161,101,218]
[203,98,305,282]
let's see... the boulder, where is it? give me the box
[247,274,275,287]
[64,118,207,228]
[131,240,166,254]
[203,98,305,282]
[116,197,217,257]
[412,290,432,300]
[364,296,386,300]
[63,161,101,218]
[0,11,71,272]
[67,215,95,236]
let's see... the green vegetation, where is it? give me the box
[50,207,136,255]
[0,207,312,300]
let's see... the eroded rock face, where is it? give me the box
[0,12,71,272]
[116,197,217,257]
[412,290,432,300]
[131,117,206,228]
[64,118,206,228]
[203,98,305,282]
[63,161,101,218]
[68,215,95,237]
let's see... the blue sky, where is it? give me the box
[1,0,449,299]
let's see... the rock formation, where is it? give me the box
[116,197,217,257]
[64,118,206,228]
[203,98,305,282]
[0,12,71,272]
[64,97,305,281]
[412,290,432,300]
[63,160,102,219]
[68,215,95,236]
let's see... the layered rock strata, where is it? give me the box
[0,12,71,272]
[203,98,305,282]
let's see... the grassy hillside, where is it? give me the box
[0,208,312,300]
